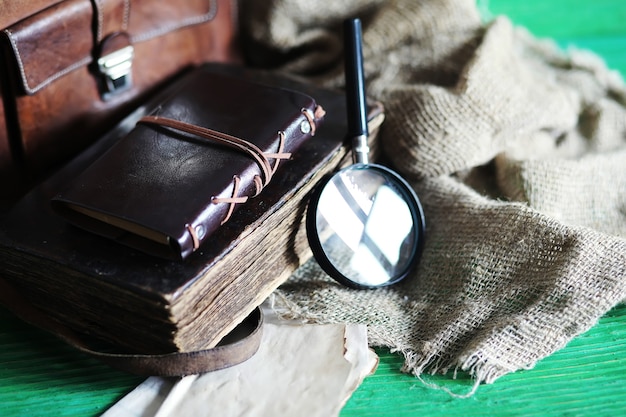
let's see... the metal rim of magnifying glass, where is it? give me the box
[306,163,426,290]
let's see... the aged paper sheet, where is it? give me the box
[103,310,377,417]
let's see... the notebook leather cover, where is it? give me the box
[51,67,325,260]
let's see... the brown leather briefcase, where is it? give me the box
[0,0,239,203]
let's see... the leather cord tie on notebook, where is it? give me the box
[0,276,264,377]
[138,107,324,227]
[212,175,249,226]
[138,115,280,186]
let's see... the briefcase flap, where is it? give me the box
[4,0,223,96]
[0,0,62,29]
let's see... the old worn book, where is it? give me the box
[51,67,326,260]
[0,63,384,356]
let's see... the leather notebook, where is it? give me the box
[51,67,325,260]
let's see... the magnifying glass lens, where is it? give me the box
[307,164,424,288]
[306,18,424,289]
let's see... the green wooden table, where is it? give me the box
[1,1,625,415]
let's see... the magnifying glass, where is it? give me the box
[306,18,426,289]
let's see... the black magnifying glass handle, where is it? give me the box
[305,17,426,289]
[343,18,369,165]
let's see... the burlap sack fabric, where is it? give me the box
[240,0,626,389]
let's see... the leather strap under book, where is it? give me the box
[0,276,263,377]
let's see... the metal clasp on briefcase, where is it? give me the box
[96,33,134,100]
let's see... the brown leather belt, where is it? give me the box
[0,276,263,376]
